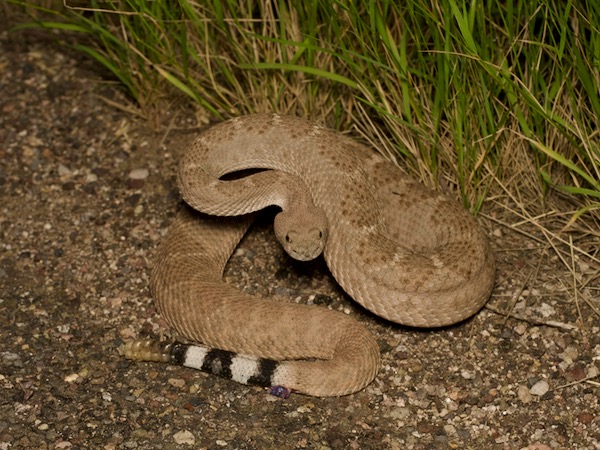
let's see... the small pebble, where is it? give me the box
[529,380,549,396]
[443,424,457,435]
[173,430,195,445]
[517,385,533,403]
[129,168,149,180]
[168,378,186,388]
[559,346,578,364]
[388,407,410,419]
[58,164,72,177]
[537,303,555,318]
[460,370,475,379]
[64,373,79,383]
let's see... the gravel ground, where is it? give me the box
[1,30,599,450]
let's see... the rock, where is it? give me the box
[58,164,72,178]
[173,430,195,445]
[168,378,186,388]
[129,168,149,180]
[517,385,533,403]
[529,380,549,396]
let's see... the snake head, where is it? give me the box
[274,207,328,261]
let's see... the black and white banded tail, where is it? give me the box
[119,340,291,398]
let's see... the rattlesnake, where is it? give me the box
[120,114,495,397]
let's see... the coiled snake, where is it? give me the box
[120,114,495,397]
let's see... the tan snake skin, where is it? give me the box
[139,114,495,397]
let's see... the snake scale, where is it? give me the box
[120,113,495,397]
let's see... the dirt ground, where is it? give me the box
[1,29,598,450]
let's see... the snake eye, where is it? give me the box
[285,234,291,243]
[318,231,323,239]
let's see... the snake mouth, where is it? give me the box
[286,246,323,262]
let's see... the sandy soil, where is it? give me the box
[1,30,598,450]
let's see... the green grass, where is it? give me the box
[8,0,600,218]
